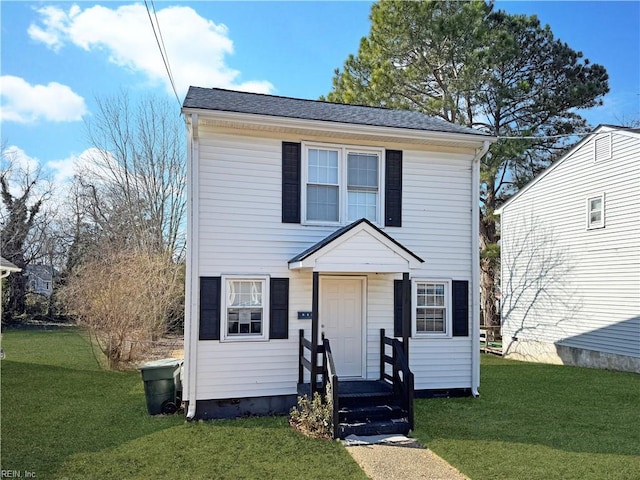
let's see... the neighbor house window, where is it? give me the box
[303,143,382,225]
[587,194,605,229]
[413,280,451,336]
[223,276,269,340]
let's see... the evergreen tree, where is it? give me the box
[324,0,609,327]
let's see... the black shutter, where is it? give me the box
[385,150,403,227]
[282,142,301,223]
[270,278,289,339]
[200,277,221,340]
[452,280,469,337]
[394,279,411,337]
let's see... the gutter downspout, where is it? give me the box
[472,140,491,398]
[185,113,200,420]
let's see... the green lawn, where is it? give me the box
[2,330,639,480]
[0,329,366,479]
[413,354,640,480]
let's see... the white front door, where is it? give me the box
[319,276,365,378]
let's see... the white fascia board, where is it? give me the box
[290,222,422,271]
[312,263,410,273]
[181,107,496,149]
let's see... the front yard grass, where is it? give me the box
[413,354,640,480]
[3,329,639,479]
[0,329,366,479]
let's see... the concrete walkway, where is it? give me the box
[343,435,469,480]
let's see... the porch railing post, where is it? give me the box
[311,272,319,394]
[402,272,410,363]
[379,328,385,381]
[298,329,304,385]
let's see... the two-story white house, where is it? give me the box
[497,125,640,373]
[181,87,494,437]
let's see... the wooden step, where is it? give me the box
[337,380,394,407]
[337,418,410,438]
[338,404,406,423]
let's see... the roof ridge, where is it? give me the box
[188,86,419,115]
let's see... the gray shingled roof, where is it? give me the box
[183,87,490,137]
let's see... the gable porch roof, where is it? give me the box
[288,218,424,273]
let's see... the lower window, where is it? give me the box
[413,280,451,336]
[223,276,269,340]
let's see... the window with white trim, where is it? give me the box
[302,143,383,225]
[413,280,451,336]
[587,194,605,229]
[222,276,269,340]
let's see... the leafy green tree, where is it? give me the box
[324,0,609,327]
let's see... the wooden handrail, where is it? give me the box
[322,336,340,439]
[379,328,414,430]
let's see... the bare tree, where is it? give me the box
[0,148,55,321]
[58,92,187,362]
[80,92,186,257]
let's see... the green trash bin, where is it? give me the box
[139,358,183,415]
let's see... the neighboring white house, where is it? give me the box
[181,87,494,433]
[24,264,54,297]
[497,125,640,373]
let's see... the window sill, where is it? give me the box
[221,335,270,343]
[413,333,452,339]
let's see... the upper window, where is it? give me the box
[222,276,269,341]
[413,280,451,337]
[303,143,383,225]
[587,194,605,229]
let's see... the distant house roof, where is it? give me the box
[183,87,491,138]
[496,124,640,214]
[25,264,55,281]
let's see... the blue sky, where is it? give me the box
[1,1,639,184]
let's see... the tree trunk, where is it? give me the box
[479,190,500,334]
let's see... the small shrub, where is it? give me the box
[289,387,333,439]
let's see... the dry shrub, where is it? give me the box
[61,250,182,369]
[289,387,334,439]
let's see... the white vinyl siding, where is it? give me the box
[500,130,640,361]
[192,126,476,400]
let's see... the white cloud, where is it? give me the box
[45,147,113,184]
[28,4,274,97]
[0,75,87,124]
[2,145,40,175]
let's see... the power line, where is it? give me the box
[144,0,181,107]
[496,128,635,141]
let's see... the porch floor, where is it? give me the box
[297,380,393,398]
